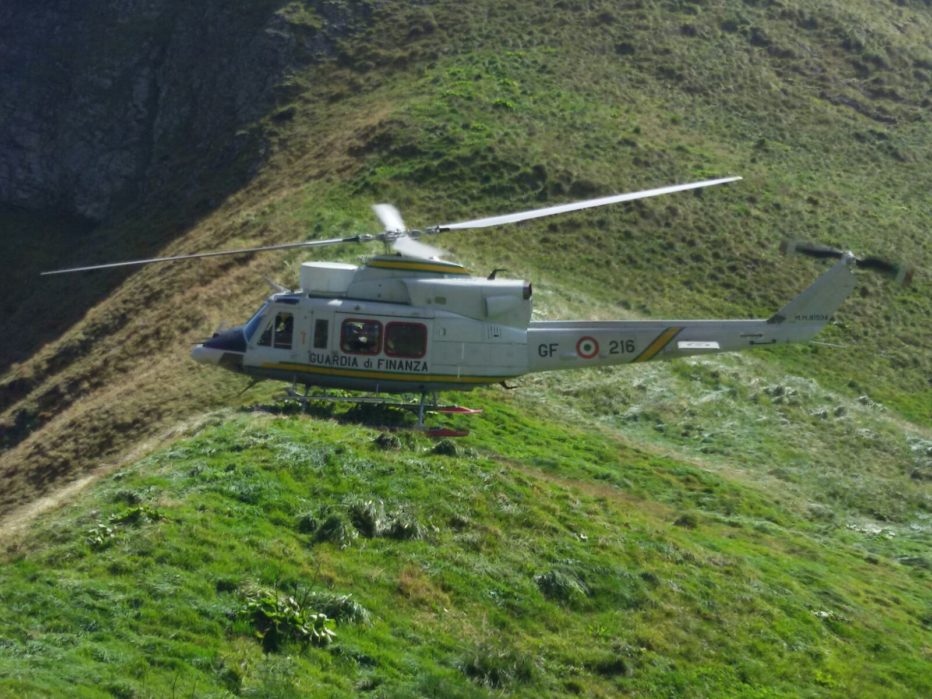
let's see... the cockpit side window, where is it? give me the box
[257,311,293,349]
[244,303,269,342]
[256,325,272,347]
[258,324,272,347]
[273,313,293,349]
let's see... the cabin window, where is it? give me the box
[340,319,381,355]
[385,322,427,358]
[273,313,293,349]
[313,319,329,349]
[259,312,293,349]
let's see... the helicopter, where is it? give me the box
[43,176,912,436]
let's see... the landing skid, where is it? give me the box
[282,386,480,437]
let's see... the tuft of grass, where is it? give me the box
[372,432,401,450]
[313,513,356,549]
[674,511,700,529]
[385,510,422,541]
[295,511,318,534]
[534,568,589,606]
[347,498,387,538]
[456,641,537,690]
[347,497,423,540]
[108,504,164,526]
[303,591,370,625]
[431,439,458,457]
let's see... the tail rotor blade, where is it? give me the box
[782,240,845,260]
[782,241,915,286]
[858,257,915,286]
[857,256,898,275]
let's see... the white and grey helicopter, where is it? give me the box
[44,177,911,435]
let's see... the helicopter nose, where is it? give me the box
[191,343,245,371]
[191,344,222,365]
[192,325,247,369]
[202,325,247,353]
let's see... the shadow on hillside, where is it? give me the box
[241,400,414,431]
[0,197,238,374]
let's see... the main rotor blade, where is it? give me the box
[372,203,406,233]
[437,176,741,230]
[40,235,369,275]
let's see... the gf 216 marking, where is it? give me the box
[608,339,636,354]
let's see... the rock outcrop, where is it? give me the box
[0,0,369,221]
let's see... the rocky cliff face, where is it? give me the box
[0,0,369,221]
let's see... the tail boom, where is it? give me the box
[526,255,857,373]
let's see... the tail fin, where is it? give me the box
[768,253,857,333]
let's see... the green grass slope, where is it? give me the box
[1,401,928,697]
[0,1,930,696]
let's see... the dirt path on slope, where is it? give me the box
[0,414,217,548]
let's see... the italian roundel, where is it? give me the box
[576,336,599,359]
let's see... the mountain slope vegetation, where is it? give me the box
[0,1,929,696]
[1,405,928,697]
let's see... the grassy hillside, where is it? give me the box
[1,401,928,697]
[0,1,930,696]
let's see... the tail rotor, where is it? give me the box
[781,240,915,286]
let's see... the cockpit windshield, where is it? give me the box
[243,303,269,341]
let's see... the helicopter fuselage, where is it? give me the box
[197,297,529,393]
[193,256,531,393]
[191,253,858,395]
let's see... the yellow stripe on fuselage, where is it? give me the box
[366,259,470,275]
[261,361,507,385]
[633,327,681,363]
